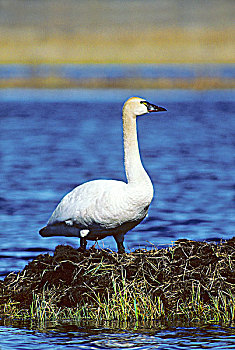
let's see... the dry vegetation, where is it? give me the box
[0,1,234,89]
[0,28,234,65]
[0,76,234,90]
[1,238,234,326]
[0,0,234,64]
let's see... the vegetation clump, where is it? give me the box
[0,238,234,325]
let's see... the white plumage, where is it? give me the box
[39,97,166,252]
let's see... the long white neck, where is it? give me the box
[122,109,151,185]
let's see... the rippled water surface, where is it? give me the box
[0,87,234,349]
[0,323,235,350]
[0,89,234,276]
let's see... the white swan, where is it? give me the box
[39,97,166,253]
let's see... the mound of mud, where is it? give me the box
[0,238,234,318]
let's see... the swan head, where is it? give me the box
[123,97,167,117]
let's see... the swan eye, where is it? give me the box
[140,101,148,107]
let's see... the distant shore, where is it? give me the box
[0,76,234,90]
[1,0,234,90]
[1,0,234,66]
[0,27,234,65]
[1,27,234,89]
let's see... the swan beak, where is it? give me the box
[147,103,167,113]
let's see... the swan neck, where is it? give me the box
[122,110,149,184]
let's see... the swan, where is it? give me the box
[39,97,166,253]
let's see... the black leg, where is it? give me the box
[78,237,87,251]
[114,234,125,254]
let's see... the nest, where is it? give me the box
[0,237,234,321]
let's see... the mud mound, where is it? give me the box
[0,238,234,320]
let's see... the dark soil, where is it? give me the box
[0,237,234,319]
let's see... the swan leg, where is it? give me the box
[114,234,125,254]
[78,237,87,251]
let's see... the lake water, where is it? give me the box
[0,63,234,80]
[0,322,235,350]
[0,87,234,348]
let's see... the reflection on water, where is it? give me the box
[0,322,234,350]
[0,89,234,278]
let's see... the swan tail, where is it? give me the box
[39,222,79,237]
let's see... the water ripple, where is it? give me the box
[0,324,234,350]
[0,89,234,276]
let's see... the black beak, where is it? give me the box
[140,100,167,113]
[146,102,167,113]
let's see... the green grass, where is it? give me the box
[2,274,234,327]
[2,287,234,331]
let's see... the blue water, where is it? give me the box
[0,87,234,349]
[0,323,234,350]
[0,88,234,277]
[0,63,234,80]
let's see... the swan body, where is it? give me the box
[39,97,166,252]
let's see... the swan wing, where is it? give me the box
[47,179,136,229]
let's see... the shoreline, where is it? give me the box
[0,77,234,90]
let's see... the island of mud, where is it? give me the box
[0,238,234,325]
